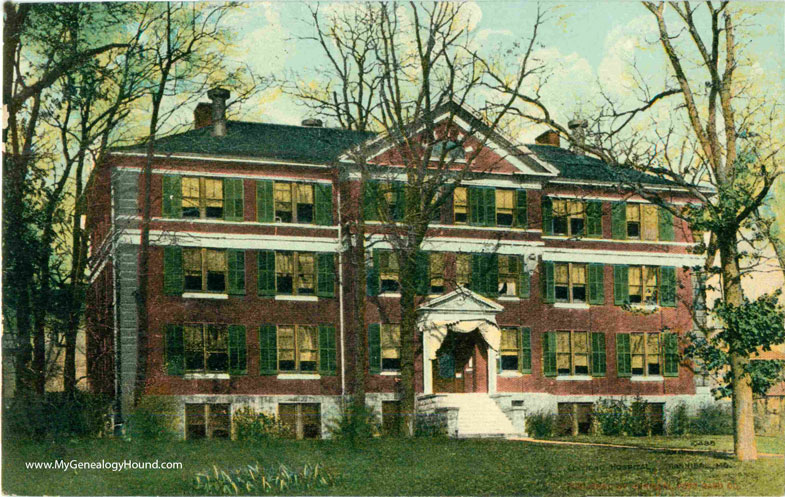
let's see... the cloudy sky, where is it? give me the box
[217,1,785,144]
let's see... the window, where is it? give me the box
[555,331,589,376]
[429,253,445,294]
[454,187,468,224]
[279,403,321,439]
[496,190,514,226]
[501,328,520,371]
[258,251,333,298]
[557,403,594,435]
[554,263,586,303]
[297,253,315,295]
[183,248,227,293]
[184,324,228,373]
[274,252,315,295]
[185,403,231,439]
[498,256,519,296]
[456,254,471,287]
[552,199,585,236]
[626,204,659,240]
[381,324,401,371]
[272,182,315,223]
[277,325,318,372]
[628,266,660,304]
[630,332,661,376]
[181,177,224,219]
[378,251,400,293]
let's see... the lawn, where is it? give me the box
[3,436,784,496]
[546,434,785,455]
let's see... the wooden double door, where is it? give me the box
[432,330,488,393]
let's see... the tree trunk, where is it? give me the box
[399,251,418,437]
[351,224,368,410]
[719,233,758,461]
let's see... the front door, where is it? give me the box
[432,331,486,393]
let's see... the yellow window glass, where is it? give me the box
[568,201,583,217]
[497,190,514,211]
[573,332,589,372]
[206,250,226,272]
[627,204,641,222]
[298,326,318,364]
[642,205,659,241]
[629,266,643,301]
[644,266,659,303]
[274,183,292,211]
[296,183,314,204]
[204,178,223,209]
[381,324,401,359]
[456,254,470,286]
[278,326,295,363]
[297,253,315,293]
[555,264,569,285]
[501,328,520,351]
[556,331,571,372]
[277,252,294,275]
[182,177,201,211]
[429,253,445,291]
[184,249,201,272]
[631,334,645,371]
[553,199,568,216]
[570,264,586,285]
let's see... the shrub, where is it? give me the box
[690,403,732,435]
[234,406,293,441]
[194,462,339,495]
[3,391,112,440]
[125,396,179,441]
[667,402,690,436]
[526,411,556,439]
[592,398,627,436]
[414,412,448,438]
[327,402,379,441]
[626,395,651,437]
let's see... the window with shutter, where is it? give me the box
[368,323,381,374]
[318,325,337,375]
[591,333,606,377]
[162,175,182,218]
[163,246,183,295]
[165,324,184,375]
[611,202,627,240]
[259,325,277,375]
[616,334,631,377]
[223,178,244,221]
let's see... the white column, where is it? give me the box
[487,346,497,394]
[422,328,432,395]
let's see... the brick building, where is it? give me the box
[86,89,710,439]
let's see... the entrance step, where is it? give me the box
[417,393,524,438]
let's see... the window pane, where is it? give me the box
[496,190,514,226]
[278,326,295,370]
[297,253,315,295]
[644,267,659,303]
[182,177,201,218]
[456,254,471,286]
[647,334,661,375]
[626,204,641,221]
[298,326,318,371]
[642,205,659,240]
[184,324,204,371]
[205,325,228,372]
[204,179,223,218]
[274,183,293,222]
[184,249,203,291]
[553,199,568,216]
[454,187,467,223]
[571,264,586,284]
[629,266,643,303]
[276,252,294,294]
[430,253,445,293]
[381,325,401,358]
[206,250,226,292]
[555,264,569,284]
[295,184,314,223]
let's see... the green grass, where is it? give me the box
[547,434,785,455]
[3,437,783,496]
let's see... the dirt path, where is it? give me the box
[511,437,785,458]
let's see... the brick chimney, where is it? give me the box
[207,87,230,137]
[568,119,588,154]
[535,130,560,147]
[194,102,212,129]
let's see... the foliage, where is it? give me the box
[193,462,339,495]
[3,391,112,440]
[125,396,179,441]
[526,411,556,439]
[414,412,448,438]
[233,406,293,441]
[667,402,690,436]
[625,396,652,437]
[327,402,379,442]
[686,292,785,398]
[690,403,733,436]
[591,398,628,436]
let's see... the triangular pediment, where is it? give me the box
[418,286,504,315]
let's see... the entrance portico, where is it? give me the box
[417,287,504,395]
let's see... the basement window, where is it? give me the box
[279,403,321,439]
[185,403,231,440]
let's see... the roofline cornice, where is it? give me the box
[107,151,333,169]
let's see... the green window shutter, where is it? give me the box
[468,187,481,225]
[256,180,274,222]
[542,261,555,304]
[393,182,406,221]
[259,325,277,375]
[368,323,381,374]
[520,327,532,374]
[470,254,483,294]
[586,200,603,237]
[415,251,430,295]
[314,183,333,226]
[543,332,557,377]
[227,250,246,295]
[515,189,528,228]
[317,253,336,297]
[363,181,380,221]
[163,246,183,295]
[663,332,679,377]
[613,265,629,306]
[541,196,553,235]
[228,325,247,375]
[591,333,606,377]
[611,202,627,239]
[660,266,677,307]
[318,325,337,375]
[257,251,276,296]
[616,334,631,378]
[658,206,674,241]
[162,175,182,219]
[223,178,244,221]
[482,253,498,298]
[484,188,496,227]
[518,258,531,299]
[588,263,604,305]
[366,251,380,296]
[165,324,184,375]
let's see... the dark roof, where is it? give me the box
[112,121,376,163]
[526,144,676,186]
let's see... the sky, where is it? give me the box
[215,0,785,144]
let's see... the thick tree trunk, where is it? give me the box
[719,234,758,461]
[399,252,418,437]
